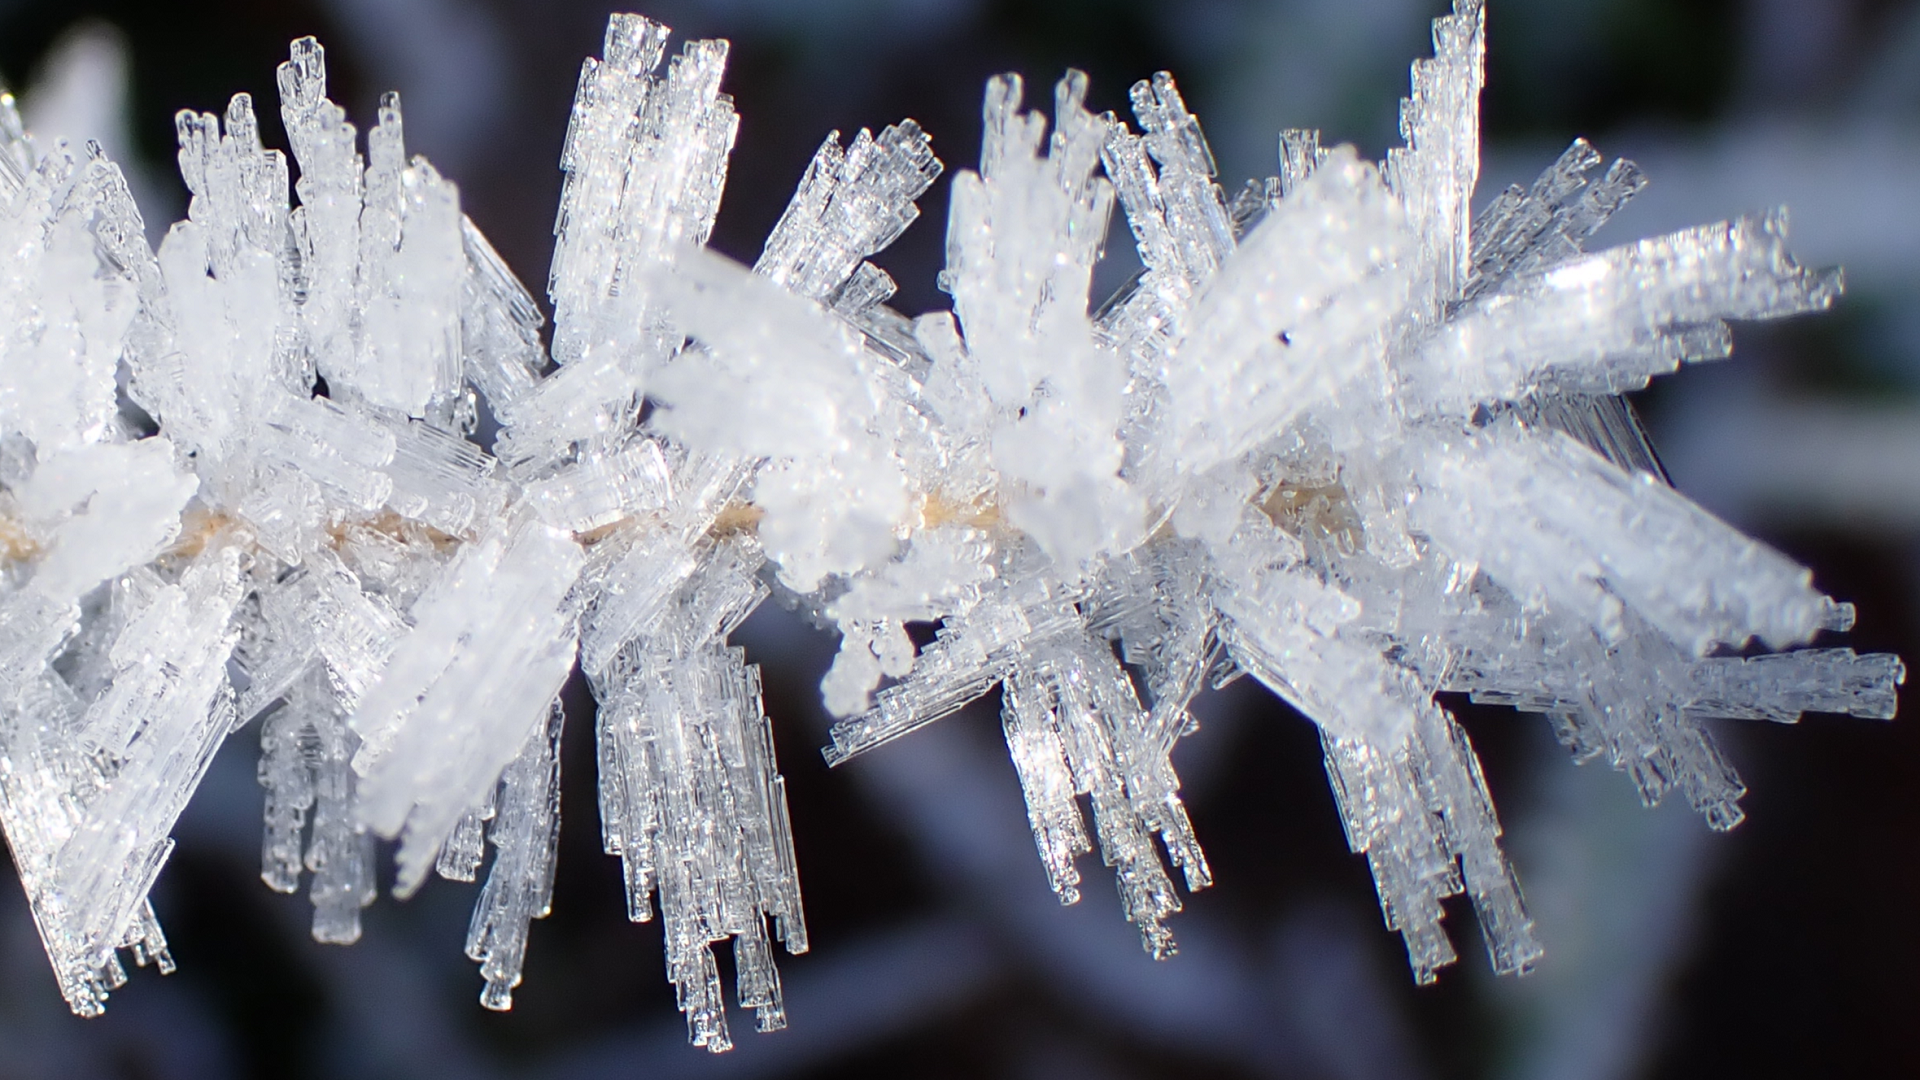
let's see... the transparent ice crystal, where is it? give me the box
[0,0,1901,1050]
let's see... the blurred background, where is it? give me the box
[1,0,1918,1076]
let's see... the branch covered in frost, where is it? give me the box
[0,1,1901,1050]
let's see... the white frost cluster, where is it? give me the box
[0,0,1902,1050]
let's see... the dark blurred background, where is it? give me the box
[1,0,1917,1076]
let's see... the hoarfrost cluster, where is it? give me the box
[0,0,1901,1051]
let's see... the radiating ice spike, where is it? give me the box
[350,512,583,899]
[754,120,941,303]
[1413,211,1841,411]
[467,696,565,1010]
[1414,421,1833,655]
[1383,0,1484,315]
[589,543,806,1050]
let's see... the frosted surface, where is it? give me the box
[0,0,1901,1047]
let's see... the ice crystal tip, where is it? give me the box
[0,0,1898,1053]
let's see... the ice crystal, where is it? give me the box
[0,0,1902,1050]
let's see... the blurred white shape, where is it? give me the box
[20,22,132,162]
[19,20,172,233]
[1658,378,1920,530]
[1494,125,1920,293]
[1493,731,1718,1080]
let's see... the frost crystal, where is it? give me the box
[0,0,1902,1050]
